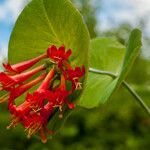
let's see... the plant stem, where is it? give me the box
[89,68,150,116]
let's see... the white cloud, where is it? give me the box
[99,0,150,31]
[130,0,150,16]
[0,44,8,60]
[0,0,28,61]
[0,0,27,23]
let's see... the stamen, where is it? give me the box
[73,77,82,89]
[0,93,9,103]
[7,116,20,129]
[75,82,82,90]
[59,113,63,119]
[27,123,41,139]
[40,127,47,143]
[53,105,63,119]
[59,105,63,119]
[54,56,62,60]
[31,107,42,113]
[29,103,42,113]
[49,60,56,64]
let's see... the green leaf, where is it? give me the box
[8,0,89,131]
[100,29,142,103]
[79,29,142,108]
[118,29,142,83]
[8,0,89,68]
[79,37,125,108]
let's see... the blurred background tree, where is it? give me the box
[0,0,150,149]
[71,0,99,38]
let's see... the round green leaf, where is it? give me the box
[8,0,89,68]
[79,29,142,108]
[98,29,142,103]
[8,0,89,131]
[79,37,125,108]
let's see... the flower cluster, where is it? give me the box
[0,45,85,143]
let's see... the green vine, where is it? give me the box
[89,68,150,116]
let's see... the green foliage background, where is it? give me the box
[0,0,150,150]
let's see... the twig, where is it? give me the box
[89,68,150,116]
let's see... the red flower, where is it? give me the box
[52,74,75,118]
[7,74,46,105]
[25,90,53,113]
[47,45,72,67]
[64,66,85,90]
[8,92,52,130]
[8,102,54,143]
[3,53,47,74]
[0,44,85,143]
[52,88,75,118]
[0,65,45,90]
[24,67,55,113]
[7,70,55,143]
[24,103,54,143]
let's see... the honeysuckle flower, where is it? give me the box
[47,45,72,67]
[8,102,54,143]
[0,65,45,90]
[3,53,47,74]
[7,68,54,126]
[0,73,46,104]
[52,74,75,118]
[26,67,55,112]
[0,44,85,144]
[24,102,54,143]
[64,65,85,90]
[7,68,55,143]
[7,70,55,143]
[8,74,47,105]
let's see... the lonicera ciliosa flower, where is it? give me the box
[0,45,85,143]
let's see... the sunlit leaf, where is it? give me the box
[101,29,142,103]
[79,37,125,108]
[79,29,142,108]
[8,0,89,131]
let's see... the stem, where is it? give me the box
[89,68,150,116]
[89,68,116,78]
[123,82,150,115]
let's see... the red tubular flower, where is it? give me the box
[64,65,85,90]
[8,95,54,143]
[7,68,55,143]
[24,102,54,143]
[0,73,46,105]
[0,44,86,144]
[25,90,53,113]
[6,74,47,132]
[52,74,75,118]
[26,67,55,113]
[3,53,47,74]
[8,73,47,106]
[24,114,46,140]
[47,45,72,67]
[0,65,45,90]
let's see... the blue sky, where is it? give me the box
[0,0,150,62]
[0,0,27,59]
